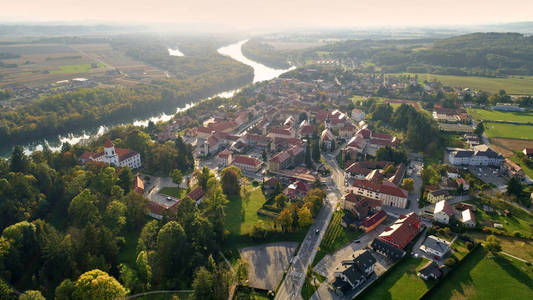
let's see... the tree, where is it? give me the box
[196,167,212,190]
[137,220,159,252]
[506,176,523,198]
[55,279,75,300]
[0,279,15,300]
[191,256,232,300]
[485,235,502,254]
[121,192,147,230]
[103,201,127,234]
[68,189,100,227]
[262,150,267,162]
[297,206,313,228]
[19,290,45,300]
[117,167,133,194]
[170,169,183,186]
[474,122,484,136]
[220,166,241,197]
[444,257,456,267]
[9,146,28,173]
[305,143,312,167]
[311,139,320,162]
[274,193,288,208]
[192,267,214,300]
[278,207,294,232]
[72,269,127,300]
[234,259,249,286]
[402,178,415,192]
[136,250,152,291]
[156,221,188,280]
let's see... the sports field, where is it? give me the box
[468,108,533,123]
[484,123,533,140]
[50,63,105,74]
[398,73,533,95]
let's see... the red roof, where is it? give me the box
[233,155,262,167]
[353,179,408,198]
[218,149,232,159]
[104,139,114,147]
[361,210,387,227]
[187,187,205,201]
[299,125,315,135]
[345,192,359,203]
[379,213,421,249]
[357,128,372,139]
[79,151,96,161]
[525,148,533,155]
[372,132,393,140]
[134,175,144,191]
[197,126,214,134]
[147,201,166,216]
[271,151,290,163]
[270,128,292,136]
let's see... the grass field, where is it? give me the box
[225,186,271,236]
[359,257,435,300]
[473,197,533,237]
[484,123,533,140]
[510,154,533,179]
[468,232,533,263]
[404,73,533,95]
[468,108,533,123]
[50,63,105,74]
[312,211,361,266]
[158,187,186,199]
[427,247,533,300]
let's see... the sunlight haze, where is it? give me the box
[3,0,533,29]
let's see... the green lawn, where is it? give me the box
[468,108,533,123]
[484,123,533,140]
[159,186,186,199]
[359,257,435,300]
[50,63,105,74]
[427,247,533,300]
[403,73,533,95]
[510,154,533,179]
[312,211,362,266]
[225,186,271,236]
[473,197,533,237]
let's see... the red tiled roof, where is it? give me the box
[379,213,421,249]
[345,192,359,203]
[210,120,237,132]
[353,179,408,198]
[435,200,454,217]
[218,149,232,158]
[299,125,315,135]
[362,210,387,227]
[270,128,292,136]
[79,151,96,161]
[524,148,533,155]
[357,128,372,139]
[197,126,214,134]
[187,187,205,201]
[372,132,393,140]
[233,155,262,167]
[116,148,139,162]
[271,151,291,163]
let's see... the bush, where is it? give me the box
[513,231,522,238]
[444,257,457,267]
[465,241,474,251]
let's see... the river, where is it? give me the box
[6,40,293,156]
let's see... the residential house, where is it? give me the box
[187,187,206,205]
[320,129,335,151]
[133,175,144,195]
[502,158,525,179]
[461,209,476,227]
[420,235,451,259]
[286,180,310,199]
[268,144,304,171]
[268,127,294,139]
[434,200,454,224]
[523,148,533,158]
[378,213,422,249]
[332,251,376,295]
[427,190,451,204]
[216,149,233,167]
[339,124,356,139]
[418,261,443,280]
[351,108,365,122]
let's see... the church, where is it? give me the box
[79,139,142,169]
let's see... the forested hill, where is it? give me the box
[241,39,292,69]
[301,32,533,76]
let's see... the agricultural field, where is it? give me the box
[407,73,533,95]
[490,138,533,158]
[510,153,533,179]
[0,42,166,88]
[468,232,533,263]
[468,108,533,123]
[426,247,533,300]
[473,197,533,238]
[312,210,361,266]
[484,123,533,140]
[359,257,435,300]
[50,63,106,74]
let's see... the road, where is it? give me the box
[275,154,345,300]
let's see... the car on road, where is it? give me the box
[315,229,320,234]
[354,240,361,243]
[166,197,172,201]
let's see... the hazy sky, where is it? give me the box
[3,0,533,29]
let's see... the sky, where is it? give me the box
[2,0,533,30]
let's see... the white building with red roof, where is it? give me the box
[80,139,141,169]
[217,149,233,167]
[350,178,408,208]
[434,200,454,224]
[232,155,262,173]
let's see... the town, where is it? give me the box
[72,65,533,299]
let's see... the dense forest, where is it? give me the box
[285,32,533,76]
[0,125,237,299]
[241,39,292,69]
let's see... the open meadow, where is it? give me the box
[468,108,533,123]
[410,73,533,95]
[425,247,533,300]
[484,123,533,140]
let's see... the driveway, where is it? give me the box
[239,242,298,291]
